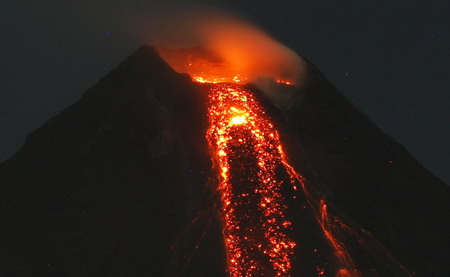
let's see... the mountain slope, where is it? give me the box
[0,46,223,276]
[0,45,448,276]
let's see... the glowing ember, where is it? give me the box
[275,79,293,85]
[193,75,248,84]
[193,74,248,84]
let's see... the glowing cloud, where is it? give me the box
[137,6,306,86]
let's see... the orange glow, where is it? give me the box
[157,47,298,85]
[145,7,306,85]
[158,47,250,84]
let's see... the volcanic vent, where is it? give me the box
[0,45,448,277]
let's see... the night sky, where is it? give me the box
[1,0,449,184]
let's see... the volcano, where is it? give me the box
[0,45,449,277]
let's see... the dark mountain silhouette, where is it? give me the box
[0,45,448,276]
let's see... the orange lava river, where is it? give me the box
[204,82,359,276]
[207,83,295,276]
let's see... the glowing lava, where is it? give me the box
[177,47,360,275]
[207,83,296,276]
[204,82,361,276]
[159,45,414,276]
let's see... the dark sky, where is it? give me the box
[1,0,449,184]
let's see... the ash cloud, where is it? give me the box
[134,5,306,88]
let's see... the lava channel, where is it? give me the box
[206,83,296,276]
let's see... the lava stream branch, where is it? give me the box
[281,144,360,277]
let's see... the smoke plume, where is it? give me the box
[136,6,306,87]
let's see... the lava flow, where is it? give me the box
[204,81,359,277]
[206,83,297,276]
[158,42,360,277]
[158,43,416,276]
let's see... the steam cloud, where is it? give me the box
[136,6,306,87]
